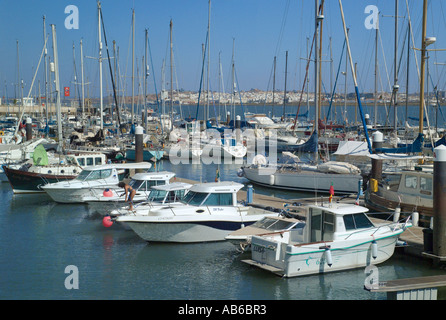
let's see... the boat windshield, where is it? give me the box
[253,218,299,231]
[148,190,167,202]
[343,213,374,231]
[129,179,144,190]
[182,191,209,206]
[75,169,112,181]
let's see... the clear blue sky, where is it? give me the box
[0,0,445,101]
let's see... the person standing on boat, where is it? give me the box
[118,182,136,210]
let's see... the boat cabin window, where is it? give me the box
[76,169,112,181]
[420,176,432,193]
[86,157,94,166]
[95,157,103,165]
[202,193,233,206]
[77,158,85,166]
[343,213,374,231]
[148,190,167,202]
[182,191,210,206]
[405,175,418,189]
[148,180,166,188]
[309,209,335,242]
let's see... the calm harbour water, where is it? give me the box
[1,159,445,301]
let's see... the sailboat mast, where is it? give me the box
[374,16,379,127]
[418,0,428,135]
[43,16,49,132]
[50,24,63,151]
[272,56,276,117]
[338,0,372,153]
[80,39,85,121]
[282,51,288,120]
[144,29,148,133]
[393,0,399,133]
[98,1,103,130]
[170,19,174,131]
[206,0,211,123]
[132,9,135,125]
[314,0,321,137]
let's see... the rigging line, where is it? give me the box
[233,66,246,123]
[195,29,209,120]
[325,38,346,122]
[378,23,392,93]
[428,72,445,122]
[147,29,160,114]
[274,0,291,58]
[99,6,122,131]
[292,35,316,129]
[293,0,324,130]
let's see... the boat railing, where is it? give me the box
[343,219,408,240]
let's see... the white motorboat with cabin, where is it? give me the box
[242,203,412,277]
[85,171,176,214]
[41,162,152,203]
[115,181,279,243]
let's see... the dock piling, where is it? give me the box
[25,117,32,141]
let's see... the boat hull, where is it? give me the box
[246,232,402,277]
[119,212,277,243]
[242,166,362,194]
[2,165,77,194]
[43,185,118,203]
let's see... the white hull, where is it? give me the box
[118,209,277,243]
[247,232,401,277]
[242,166,361,194]
[44,185,118,203]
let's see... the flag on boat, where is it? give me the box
[329,184,334,203]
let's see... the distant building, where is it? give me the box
[17,97,34,106]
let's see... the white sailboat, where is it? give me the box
[241,0,370,195]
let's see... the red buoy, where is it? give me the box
[103,189,113,197]
[102,216,113,227]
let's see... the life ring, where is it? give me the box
[0,131,4,136]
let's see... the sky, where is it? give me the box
[1,0,446,101]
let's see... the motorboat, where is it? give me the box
[85,171,176,214]
[115,181,279,243]
[41,162,152,203]
[242,203,412,277]
[225,214,306,252]
[107,181,193,217]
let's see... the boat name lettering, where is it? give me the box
[157,217,173,221]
